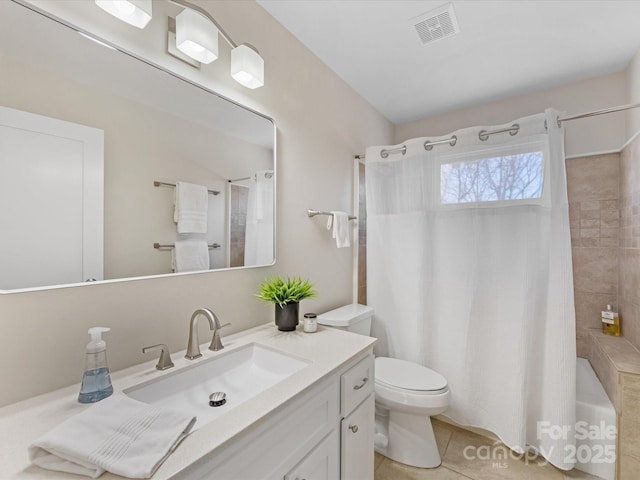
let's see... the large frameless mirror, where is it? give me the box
[0,1,275,292]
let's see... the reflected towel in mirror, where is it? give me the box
[172,239,210,272]
[174,181,208,233]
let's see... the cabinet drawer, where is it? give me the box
[284,429,339,480]
[341,355,374,416]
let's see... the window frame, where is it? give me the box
[432,136,551,210]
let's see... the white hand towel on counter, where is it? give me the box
[174,181,208,233]
[172,239,210,272]
[28,395,196,479]
[331,211,351,248]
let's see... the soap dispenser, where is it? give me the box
[78,327,114,403]
[601,305,621,337]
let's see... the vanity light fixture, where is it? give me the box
[95,0,265,89]
[231,44,264,89]
[95,0,152,29]
[175,8,219,64]
[168,0,265,89]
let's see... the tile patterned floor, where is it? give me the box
[374,419,605,480]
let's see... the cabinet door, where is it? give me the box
[285,429,339,480]
[341,393,374,480]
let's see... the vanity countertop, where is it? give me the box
[0,323,376,479]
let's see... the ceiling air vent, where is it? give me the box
[411,3,460,45]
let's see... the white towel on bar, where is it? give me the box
[174,181,208,233]
[172,239,210,272]
[28,395,196,479]
[331,211,351,248]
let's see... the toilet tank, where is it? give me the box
[317,304,374,336]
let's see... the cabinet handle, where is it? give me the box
[349,424,359,433]
[353,377,368,390]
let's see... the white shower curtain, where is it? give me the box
[366,109,576,469]
[244,170,274,266]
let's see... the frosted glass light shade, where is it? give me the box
[176,9,219,65]
[95,0,152,29]
[231,44,264,89]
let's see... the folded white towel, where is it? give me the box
[172,239,210,272]
[331,211,351,248]
[174,181,208,234]
[29,395,196,479]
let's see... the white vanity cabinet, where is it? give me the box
[176,353,374,480]
[341,394,375,479]
[340,355,375,480]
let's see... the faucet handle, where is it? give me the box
[208,323,231,352]
[142,343,175,370]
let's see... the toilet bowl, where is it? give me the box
[317,304,450,469]
[374,356,450,467]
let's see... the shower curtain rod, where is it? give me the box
[354,102,640,160]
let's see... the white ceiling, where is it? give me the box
[258,1,640,125]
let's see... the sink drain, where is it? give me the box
[209,391,227,407]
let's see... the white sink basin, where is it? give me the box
[124,343,309,430]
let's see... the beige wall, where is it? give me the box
[0,1,393,407]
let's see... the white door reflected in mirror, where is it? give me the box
[0,107,104,290]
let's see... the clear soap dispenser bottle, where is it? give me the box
[78,327,114,403]
[601,305,621,337]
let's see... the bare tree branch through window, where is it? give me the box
[440,151,544,204]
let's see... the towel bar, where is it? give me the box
[307,209,357,220]
[153,181,220,196]
[154,242,221,250]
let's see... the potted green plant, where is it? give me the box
[256,276,317,331]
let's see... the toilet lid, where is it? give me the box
[375,357,447,391]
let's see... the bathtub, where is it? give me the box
[575,358,616,480]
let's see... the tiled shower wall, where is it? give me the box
[620,134,640,351]
[229,184,249,268]
[358,150,640,356]
[567,153,621,357]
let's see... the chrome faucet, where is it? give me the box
[142,343,174,370]
[185,308,230,359]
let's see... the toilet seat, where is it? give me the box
[374,357,450,416]
[375,357,447,392]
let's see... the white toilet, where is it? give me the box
[317,304,450,468]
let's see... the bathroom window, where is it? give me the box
[437,140,548,207]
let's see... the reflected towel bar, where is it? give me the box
[153,181,220,196]
[154,242,221,249]
[307,210,357,221]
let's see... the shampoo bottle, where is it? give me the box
[78,327,114,403]
[601,305,621,337]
